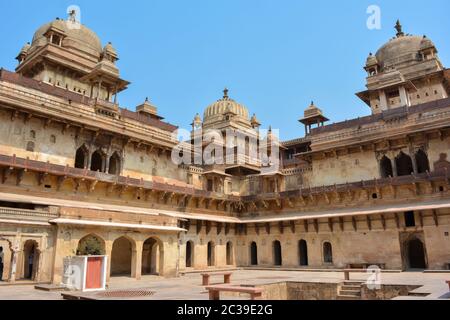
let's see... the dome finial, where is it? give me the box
[223,87,229,99]
[395,20,404,37]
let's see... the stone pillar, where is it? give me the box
[131,241,143,280]
[411,152,418,175]
[379,90,388,110]
[105,241,113,285]
[399,86,409,107]
[8,247,20,283]
[391,157,398,177]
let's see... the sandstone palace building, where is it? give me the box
[0,14,449,285]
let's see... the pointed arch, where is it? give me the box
[415,149,430,174]
[323,242,333,264]
[75,145,89,169]
[380,155,393,178]
[111,236,135,276]
[108,151,121,175]
[142,237,164,275]
[77,234,106,256]
[90,150,105,172]
[396,152,414,176]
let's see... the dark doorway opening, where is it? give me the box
[380,156,393,178]
[108,152,121,175]
[323,242,333,264]
[207,242,215,267]
[226,242,233,265]
[415,149,430,174]
[299,240,308,266]
[75,146,88,169]
[396,152,414,176]
[250,242,258,266]
[273,241,282,266]
[185,241,193,268]
[90,150,104,172]
[408,239,426,269]
[404,211,416,228]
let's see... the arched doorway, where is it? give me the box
[108,152,121,175]
[23,240,39,280]
[273,241,282,266]
[207,242,215,267]
[380,156,393,178]
[90,150,104,172]
[142,237,162,275]
[250,242,258,266]
[323,242,333,264]
[185,241,193,268]
[75,146,88,169]
[396,152,414,176]
[415,149,430,174]
[226,242,233,266]
[299,240,308,266]
[407,239,427,269]
[77,234,105,256]
[111,237,133,276]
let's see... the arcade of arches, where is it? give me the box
[380,150,430,178]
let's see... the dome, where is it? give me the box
[20,42,31,54]
[420,35,436,51]
[375,35,424,69]
[203,88,250,124]
[30,18,103,58]
[103,42,118,58]
[365,53,378,67]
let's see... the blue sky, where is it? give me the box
[1,0,449,140]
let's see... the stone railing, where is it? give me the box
[0,206,59,221]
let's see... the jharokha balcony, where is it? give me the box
[0,153,448,215]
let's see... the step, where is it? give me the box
[35,284,67,292]
[343,281,365,286]
[341,285,362,290]
[339,289,361,296]
[337,295,361,301]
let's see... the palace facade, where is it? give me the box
[0,15,449,285]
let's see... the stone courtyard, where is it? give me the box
[0,270,448,300]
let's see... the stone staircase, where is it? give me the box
[337,281,364,300]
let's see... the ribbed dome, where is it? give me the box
[203,89,249,124]
[375,35,425,69]
[30,18,103,58]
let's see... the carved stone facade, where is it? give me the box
[0,15,449,285]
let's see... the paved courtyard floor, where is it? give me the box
[0,269,448,300]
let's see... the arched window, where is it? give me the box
[299,240,308,266]
[30,130,36,139]
[77,234,105,256]
[396,152,414,176]
[273,240,282,266]
[380,155,393,178]
[75,146,88,169]
[90,150,104,172]
[108,152,121,175]
[415,149,430,174]
[323,242,333,264]
[226,242,233,265]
